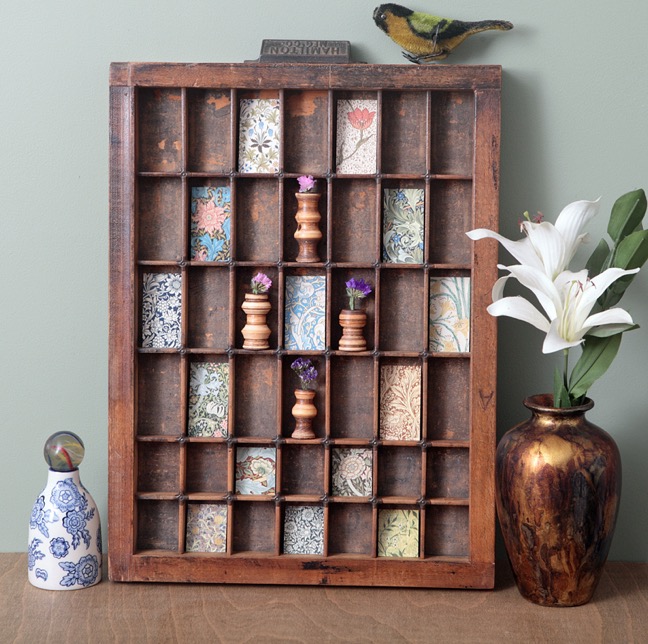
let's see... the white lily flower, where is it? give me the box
[467,199,600,280]
[488,266,639,354]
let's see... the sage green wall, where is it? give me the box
[2,1,647,560]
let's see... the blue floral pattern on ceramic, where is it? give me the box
[49,537,70,559]
[141,272,182,349]
[30,496,52,538]
[28,469,102,590]
[59,555,100,588]
[284,275,326,350]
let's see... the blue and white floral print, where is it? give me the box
[59,554,100,588]
[49,537,70,559]
[30,496,51,538]
[284,275,326,350]
[28,469,102,590]
[51,479,86,513]
[141,272,182,348]
[28,538,46,570]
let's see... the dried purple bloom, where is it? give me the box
[297,175,316,193]
[291,357,318,390]
[250,272,272,294]
[345,277,372,310]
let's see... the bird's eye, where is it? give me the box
[380,13,386,19]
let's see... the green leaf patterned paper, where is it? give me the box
[429,277,471,353]
[238,98,281,173]
[185,504,227,553]
[379,364,421,441]
[382,188,424,264]
[188,362,229,438]
[377,509,420,558]
[331,448,373,497]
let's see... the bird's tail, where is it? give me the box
[465,20,513,33]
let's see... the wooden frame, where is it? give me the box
[109,62,500,587]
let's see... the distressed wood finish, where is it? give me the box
[109,63,501,587]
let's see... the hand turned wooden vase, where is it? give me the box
[241,293,272,350]
[291,389,317,439]
[338,309,367,352]
[496,394,621,607]
[294,192,322,263]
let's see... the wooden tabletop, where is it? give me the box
[2,554,647,643]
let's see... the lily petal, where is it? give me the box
[466,229,545,273]
[543,318,585,353]
[487,296,551,333]
[500,264,559,320]
[522,220,566,280]
[554,198,600,266]
[582,307,634,331]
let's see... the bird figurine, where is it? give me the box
[373,4,513,63]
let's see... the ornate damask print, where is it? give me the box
[283,506,324,555]
[238,98,281,173]
[141,272,182,348]
[336,99,377,174]
[284,275,326,350]
[188,362,229,438]
[190,186,231,261]
[185,504,227,553]
[377,509,420,558]
[429,277,471,353]
[331,448,373,497]
[382,188,425,264]
[379,364,422,440]
[235,447,276,496]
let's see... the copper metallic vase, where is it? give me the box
[496,394,621,607]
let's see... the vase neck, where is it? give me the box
[46,468,82,485]
[524,393,594,418]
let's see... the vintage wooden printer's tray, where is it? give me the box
[109,62,500,587]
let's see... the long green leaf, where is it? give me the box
[607,189,647,243]
[599,229,648,307]
[585,238,610,277]
[568,334,622,399]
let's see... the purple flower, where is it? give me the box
[345,277,372,310]
[291,358,318,390]
[297,175,316,193]
[250,272,272,294]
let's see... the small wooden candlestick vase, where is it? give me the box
[241,293,272,350]
[291,389,317,439]
[338,309,367,352]
[294,192,322,263]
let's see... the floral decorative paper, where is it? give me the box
[190,186,231,261]
[429,277,471,352]
[188,362,229,438]
[336,99,377,174]
[331,448,373,497]
[382,188,424,264]
[379,365,421,440]
[235,447,276,496]
[185,503,227,553]
[284,275,326,350]
[283,506,324,555]
[141,272,182,348]
[378,509,420,557]
[238,98,281,173]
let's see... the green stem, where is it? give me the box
[563,348,569,388]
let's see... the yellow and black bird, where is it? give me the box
[373,4,513,63]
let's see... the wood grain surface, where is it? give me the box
[2,554,647,643]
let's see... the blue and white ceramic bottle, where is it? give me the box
[28,431,102,590]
